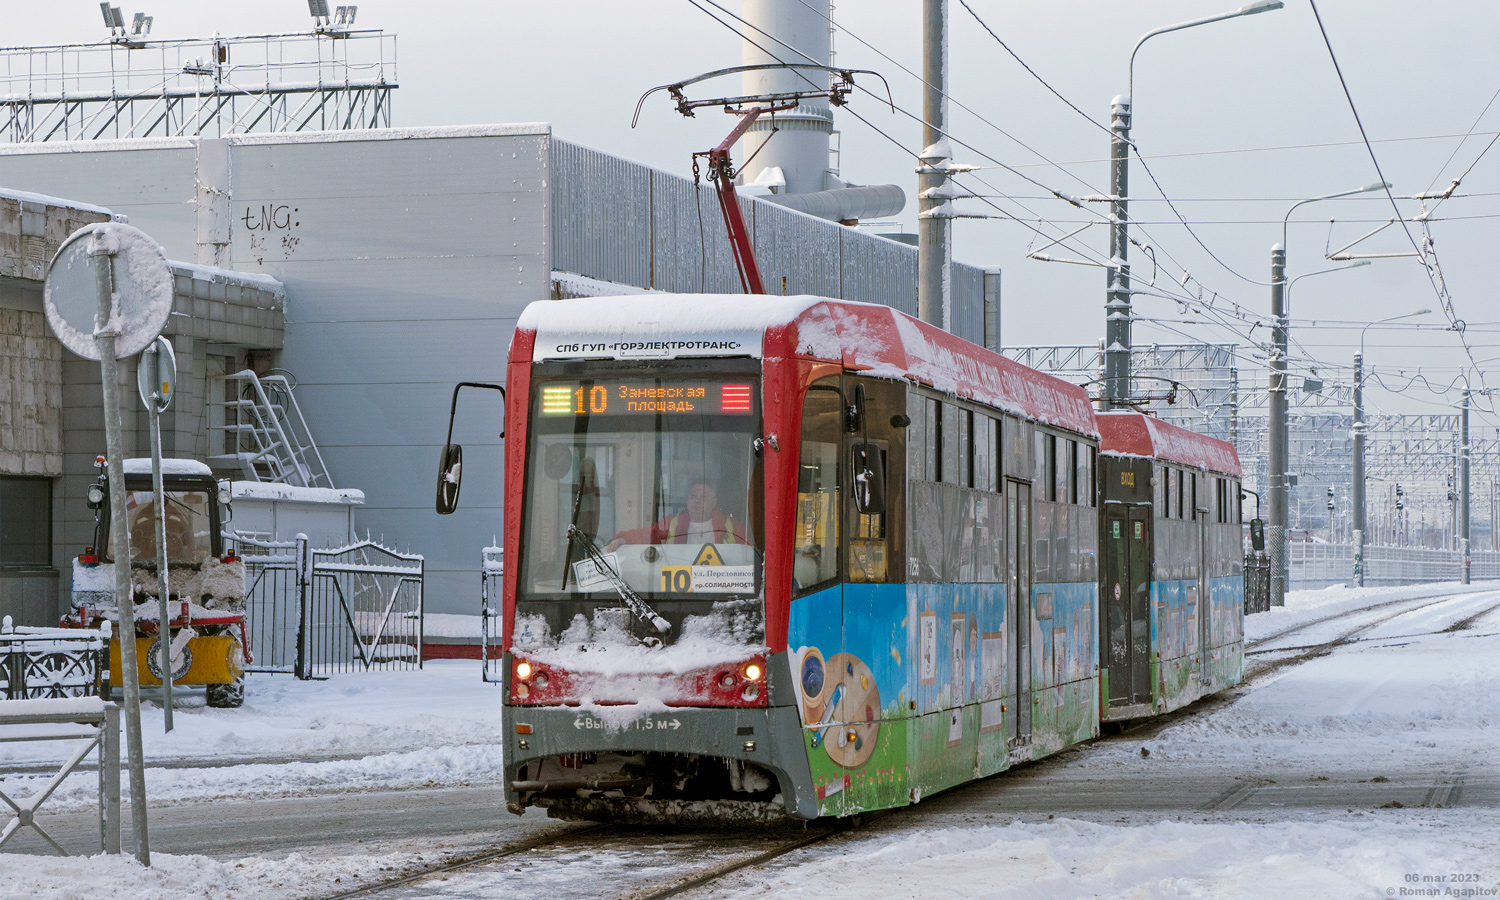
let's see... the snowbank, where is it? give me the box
[0,662,506,807]
[0,848,427,900]
[722,817,1498,900]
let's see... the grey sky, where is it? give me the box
[5,1,1498,421]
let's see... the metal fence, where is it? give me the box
[480,545,503,685]
[1244,552,1271,614]
[228,532,425,678]
[233,534,302,674]
[1290,542,1500,589]
[0,620,108,700]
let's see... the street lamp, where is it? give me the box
[1351,307,1430,585]
[1105,1,1285,408]
[1266,181,1387,605]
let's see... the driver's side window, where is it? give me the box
[795,378,843,596]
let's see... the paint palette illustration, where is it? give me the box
[819,652,881,769]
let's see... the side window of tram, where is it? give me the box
[795,381,843,596]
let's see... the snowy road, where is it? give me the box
[4,583,1498,899]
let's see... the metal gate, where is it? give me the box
[230,532,425,678]
[1243,552,1271,614]
[480,544,503,684]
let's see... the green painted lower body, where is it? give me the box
[807,676,1100,817]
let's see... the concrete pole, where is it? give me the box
[1351,351,1365,586]
[1462,389,1471,583]
[1268,244,1288,605]
[917,0,950,329]
[92,237,150,865]
[1105,97,1133,408]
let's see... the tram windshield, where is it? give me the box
[520,367,764,616]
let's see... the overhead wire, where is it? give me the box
[1307,0,1491,406]
[687,0,1466,411]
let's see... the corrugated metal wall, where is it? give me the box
[551,140,986,345]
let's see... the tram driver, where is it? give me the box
[604,479,749,551]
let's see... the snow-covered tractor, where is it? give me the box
[65,457,248,708]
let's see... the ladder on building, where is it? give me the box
[208,370,333,488]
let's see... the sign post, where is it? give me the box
[138,337,178,731]
[44,222,174,866]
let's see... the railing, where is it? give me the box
[209,370,332,488]
[1289,542,1500,589]
[226,532,424,677]
[0,619,109,700]
[0,697,120,856]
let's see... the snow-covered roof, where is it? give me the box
[122,458,214,477]
[518,295,1099,437]
[1097,411,1240,477]
[170,260,285,298]
[0,187,112,217]
[228,482,365,505]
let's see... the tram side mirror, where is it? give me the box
[852,442,886,516]
[436,443,463,515]
[1249,518,1265,552]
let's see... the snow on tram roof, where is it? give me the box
[519,294,1098,437]
[1096,411,1240,477]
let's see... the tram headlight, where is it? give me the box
[742,663,763,682]
[533,672,548,689]
[515,661,532,680]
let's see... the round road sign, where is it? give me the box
[137,336,177,412]
[43,223,174,361]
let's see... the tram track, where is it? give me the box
[1242,589,1500,683]
[309,589,1500,899]
[311,818,858,900]
[1085,588,1500,746]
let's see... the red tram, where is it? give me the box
[439,293,1243,823]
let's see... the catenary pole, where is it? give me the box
[1462,389,1471,583]
[917,0,949,329]
[1351,351,1364,586]
[1105,96,1131,408]
[1268,244,1288,606]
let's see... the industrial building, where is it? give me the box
[0,0,1009,623]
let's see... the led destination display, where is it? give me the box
[538,381,755,416]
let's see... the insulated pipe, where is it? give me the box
[758,184,906,222]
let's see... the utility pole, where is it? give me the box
[1351,351,1365,586]
[917,0,949,330]
[1105,96,1132,408]
[1462,389,1471,583]
[1268,243,1288,605]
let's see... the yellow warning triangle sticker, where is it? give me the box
[693,543,724,566]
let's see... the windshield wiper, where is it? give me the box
[567,525,671,636]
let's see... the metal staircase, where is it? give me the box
[208,370,333,488]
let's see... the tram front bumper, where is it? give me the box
[503,703,818,820]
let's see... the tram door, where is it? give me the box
[1104,504,1153,706]
[1006,480,1032,746]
